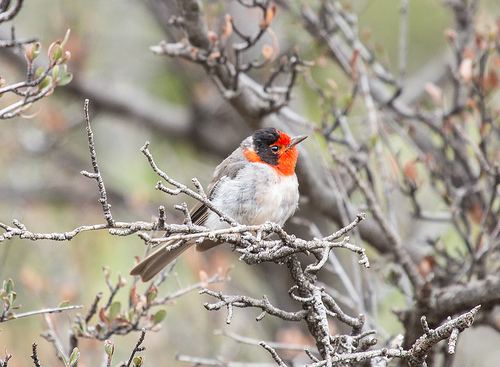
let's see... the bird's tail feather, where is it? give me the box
[195,239,218,252]
[130,241,192,282]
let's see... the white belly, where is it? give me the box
[204,163,299,229]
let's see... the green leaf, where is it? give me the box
[108,301,121,320]
[104,340,114,357]
[58,300,70,308]
[53,45,62,61]
[35,66,45,78]
[57,72,73,86]
[48,42,62,62]
[25,42,41,62]
[132,356,143,367]
[52,65,60,80]
[39,76,53,90]
[9,291,16,305]
[68,347,80,367]
[61,29,71,48]
[3,279,14,294]
[152,309,167,324]
[146,286,157,304]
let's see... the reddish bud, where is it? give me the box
[403,159,419,187]
[468,201,483,224]
[61,50,71,63]
[483,69,498,93]
[207,30,218,45]
[260,4,276,29]
[129,285,138,306]
[459,58,473,83]
[146,285,158,304]
[48,41,62,63]
[475,34,487,51]
[98,308,109,324]
[418,256,437,278]
[261,44,274,60]
[25,42,41,63]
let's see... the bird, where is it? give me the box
[130,127,307,281]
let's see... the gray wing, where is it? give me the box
[131,145,250,281]
[190,146,247,225]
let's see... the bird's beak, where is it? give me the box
[287,135,308,150]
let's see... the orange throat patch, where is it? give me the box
[243,148,298,176]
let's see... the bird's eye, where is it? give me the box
[271,145,279,153]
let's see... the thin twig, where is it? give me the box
[0,305,82,323]
[81,99,114,226]
[30,344,41,367]
[124,329,146,367]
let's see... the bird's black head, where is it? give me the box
[252,127,280,165]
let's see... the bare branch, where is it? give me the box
[141,141,237,226]
[331,148,423,290]
[82,99,114,226]
[122,329,146,367]
[0,305,82,323]
[0,0,22,23]
[177,354,275,367]
[200,289,307,322]
[259,342,287,367]
[0,352,12,367]
[406,306,480,366]
[41,314,68,365]
[30,344,42,367]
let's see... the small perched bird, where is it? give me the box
[130,127,307,281]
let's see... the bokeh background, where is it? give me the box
[0,0,498,366]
